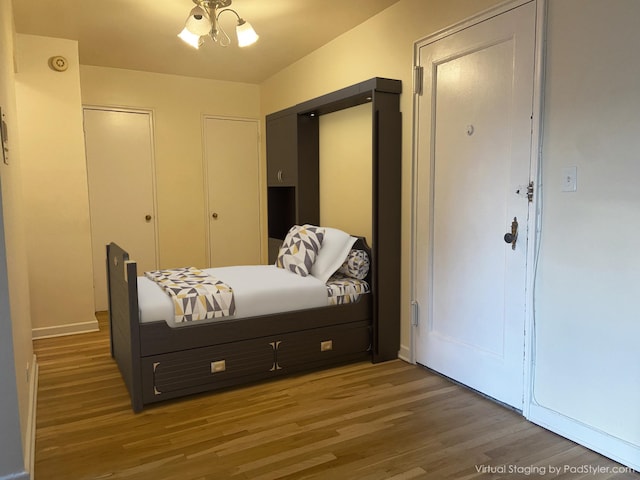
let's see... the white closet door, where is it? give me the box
[204,117,261,267]
[84,108,158,311]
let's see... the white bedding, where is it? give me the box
[137,265,328,327]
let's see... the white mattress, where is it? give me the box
[137,265,328,327]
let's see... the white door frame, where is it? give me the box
[83,104,160,276]
[409,0,546,418]
[200,114,264,267]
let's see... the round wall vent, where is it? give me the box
[48,56,68,72]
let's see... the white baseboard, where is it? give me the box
[32,318,99,340]
[24,354,38,479]
[0,471,29,479]
[528,403,640,472]
[398,344,412,363]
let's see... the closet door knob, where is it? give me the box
[145,214,152,222]
[212,212,218,219]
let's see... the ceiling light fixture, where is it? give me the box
[178,0,258,50]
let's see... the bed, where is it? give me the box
[108,225,374,412]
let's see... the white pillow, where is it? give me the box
[309,226,357,283]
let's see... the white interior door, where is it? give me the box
[204,117,261,267]
[84,108,158,311]
[414,2,536,408]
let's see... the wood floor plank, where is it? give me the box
[33,312,638,479]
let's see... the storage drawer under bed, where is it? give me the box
[140,321,370,405]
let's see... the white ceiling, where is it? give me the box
[12,0,401,84]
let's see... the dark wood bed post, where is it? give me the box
[107,243,143,412]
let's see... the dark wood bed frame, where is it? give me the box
[108,77,402,412]
[108,238,373,412]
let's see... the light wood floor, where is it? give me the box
[33,313,638,480]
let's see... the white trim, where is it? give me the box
[24,355,37,479]
[529,404,640,472]
[397,344,411,363]
[201,114,211,267]
[408,19,420,368]
[0,473,29,480]
[32,318,99,339]
[522,0,547,420]
[414,0,533,47]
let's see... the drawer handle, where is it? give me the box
[320,340,333,352]
[277,169,283,183]
[153,362,162,395]
[269,341,283,371]
[211,360,226,373]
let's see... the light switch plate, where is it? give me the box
[561,166,577,192]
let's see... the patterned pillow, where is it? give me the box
[337,249,370,280]
[276,225,325,276]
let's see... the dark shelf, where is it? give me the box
[267,186,296,240]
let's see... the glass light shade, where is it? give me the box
[236,19,258,47]
[185,6,212,36]
[178,28,202,49]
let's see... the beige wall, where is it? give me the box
[319,103,372,242]
[80,66,262,268]
[14,35,97,336]
[260,0,500,358]
[0,0,34,476]
[532,0,640,454]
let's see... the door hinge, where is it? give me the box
[527,181,534,203]
[413,66,424,96]
[411,300,419,326]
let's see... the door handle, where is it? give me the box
[145,214,152,222]
[503,217,518,250]
[212,212,218,219]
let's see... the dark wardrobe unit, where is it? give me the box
[265,77,402,363]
